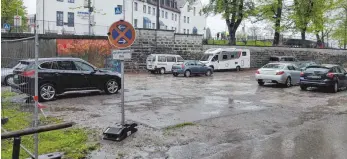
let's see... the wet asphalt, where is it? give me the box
[16,69,347,158]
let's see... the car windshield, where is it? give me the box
[262,63,285,69]
[14,61,31,70]
[200,54,214,61]
[269,57,280,61]
[177,56,184,62]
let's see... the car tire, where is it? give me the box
[159,68,165,75]
[150,71,155,74]
[285,77,291,88]
[4,75,13,86]
[300,85,307,91]
[258,81,264,86]
[205,70,212,76]
[105,79,120,94]
[39,83,56,102]
[173,73,178,77]
[330,81,338,93]
[184,70,191,77]
[236,66,241,72]
[209,66,214,71]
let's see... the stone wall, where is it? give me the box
[203,45,347,68]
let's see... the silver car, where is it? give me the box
[1,61,20,86]
[255,63,301,87]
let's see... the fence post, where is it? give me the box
[12,137,21,159]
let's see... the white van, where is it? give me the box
[146,54,184,74]
[200,48,250,71]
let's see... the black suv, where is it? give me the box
[11,58,121,101]
[299,64,347,93]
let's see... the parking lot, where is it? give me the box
[5,69,347,158]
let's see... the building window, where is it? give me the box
[148,6,151,14]
[165,12,168,19]
[174,2,177,8]
[152,23,155,29]
[134,2,138,11]
[187,5,190,12]
[183,29,186,34]
[57,0,63,2]
[172,13,174,20]
[187,17,189,23]
[153,8,155,15]
[56,11,63,26]
[175,14,177,21]
[194,7,196,16]
[184,16,186,23]
[67,12,74,27]
[143,5,146,13]
[187,29,189,34]
[172,27,174,30]
[134,19,138,28]
[68,0,74,3]
[165,25,168,30]
[161,10,164,18]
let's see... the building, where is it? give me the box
[35,0,206,36]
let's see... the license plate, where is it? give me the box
[308,75,321,79]
[173,70,177,72]
[263,80,272,83]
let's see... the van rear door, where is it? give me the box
[146,55,156,70]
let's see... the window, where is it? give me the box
[52,62,59,69]
[194,7,196,16]
[158,56,166,62]
[287,65,296,70]
[222,55,228,60]
[56,11,63,26]
[153,8,155,15]
[161,10,164,18]
[74,61,95,71]
[187,5,190,12]
[167,56,175,62]
[175,14,177,21]
[183,29,186,34]
[172,13,174,20]
[57,0,63,2]
[242,52,247,56]
[172,27,174,30]
[165,12,168,19]
[338,67,347,73]
[68,0,74,3]
[187,17,189,23]
[165,25,168,29]
[134,2,138,11]
[212,55,219,61]
[152,23,155,29]
[187,29,189,34]
[186,61,195,66]
[134,19,138,28]
[184,16,186,23]
[148,6,151,14]
[40,62,52,69]
[143,5,146,13]
[57,61,76,70]
[67,12,74,27]
[177,56,184,62]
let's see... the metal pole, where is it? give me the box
[34,14,39,159]
[345,8,347,49]
[12,137,21,159]
[156,0,160,29]
[88,0,91,35]
[121,60,125,125]
[16,8,19,33]
[123,0,125,20]
[43,0,45,34]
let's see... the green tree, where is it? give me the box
[203,0,255,45]
[291,0,315,40]
[1,0,27,32]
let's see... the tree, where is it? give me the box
[1,0,27,32]
[291,0,315,40]
[203,0,255,45]
[254,0,283,45]
[206,27,212,39]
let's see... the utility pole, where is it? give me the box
[88,0,92,35]
[33,14,39,159]
[156,0,160,29]
[123,0,125,20]
[345,8,347,49]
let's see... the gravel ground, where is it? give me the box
[4,69,347,159]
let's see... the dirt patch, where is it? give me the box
[50,107,86,112]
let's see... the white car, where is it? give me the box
[146,54,184,74]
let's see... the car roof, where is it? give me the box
[321,64,339,68]
[20,57,83,62]
[270,56,295,58]
[266,62,292,66]
[150,54,181,56]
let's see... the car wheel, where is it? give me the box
[173,73,178,77]
[39,83,56,102]
[159,68,165,75]
[205,70,212,76]
[105,79,120,94]
[184,70,191,77]
[236,66,241,72]
[258,81,264,86]
[330,82,338,93]
[209,66,214,71]
[300,85,307,91]
[150,71,155,74]
[4,75,13,86]
[285,77,291,87]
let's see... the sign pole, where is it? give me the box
[120,59,125,125]
[34,14,39,159]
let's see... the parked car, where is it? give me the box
[172,60,213,77]
[1,61,21,85]
[255,63,301,87]
[146,54,184,74]
[296,61,317,70]
[200,48,251,71]
[269,56,298,63]
[299,64,347,93]
[11,58,122,102]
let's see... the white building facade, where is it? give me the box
[35,0,206,36]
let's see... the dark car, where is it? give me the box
[171,60,213,77]
[11,58,121,101]
[299,64,347,93]
[296,61,317,70]
[269,56,298,63]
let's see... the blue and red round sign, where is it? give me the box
[107,20,136,48]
